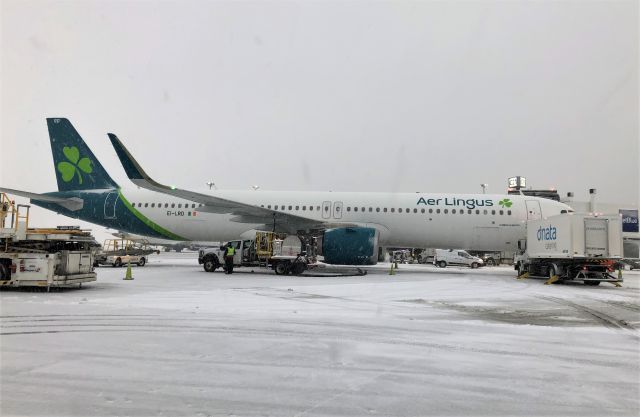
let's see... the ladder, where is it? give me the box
[1,193,30,243]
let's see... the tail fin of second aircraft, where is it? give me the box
[47,118,118,191]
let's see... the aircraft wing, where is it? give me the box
[0,187,84,211]
[107,133,348,234]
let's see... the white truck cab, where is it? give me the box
[434,249,484,269]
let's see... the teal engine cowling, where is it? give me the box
[322,227,379,265]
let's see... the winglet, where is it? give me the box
[107,133,177,193]
[107,133,146,181]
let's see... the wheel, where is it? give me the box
[438,261,447,268]
[138,257,146,267]
[203,258,218,272]
[274,262,289,275]
[471,262,479,269]
[114,258,122,267]
[486,258,496,266]
[291,261,306,275]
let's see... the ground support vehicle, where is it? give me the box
[95,238,156,267]
[515,214,624,286]
[0,194,97,290]
[434,249,484,268]
[198,232,312,275]
[416,248,436,264]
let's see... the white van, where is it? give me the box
[434,249,483,269]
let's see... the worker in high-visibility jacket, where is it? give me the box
[224,243,235,274]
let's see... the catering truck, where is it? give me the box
[0,193,97,290]
[515,213,624,286]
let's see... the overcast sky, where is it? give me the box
[1,0,638,240]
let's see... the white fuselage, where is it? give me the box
[119,189,572,251]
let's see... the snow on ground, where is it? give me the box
[1,253,639,417]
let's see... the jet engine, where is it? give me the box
[321,227,379,265]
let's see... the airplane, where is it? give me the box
[1,118,573,265]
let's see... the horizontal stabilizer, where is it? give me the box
[0,187,84,211]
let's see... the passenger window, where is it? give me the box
[468,209,472,214]
[398,208,402,213]
[376,207,380,212]
[436,209,440,214]
[391,208,395,213]
[429,209,433,214]
[151,203,155,207]
[302,206,306,211]
[383,208,388,213]
[309,206,313,211]
[368,207,372,212]
[178,204,182,208]
[267,205,271,209]
[484,210,488,215]
[354,207,358,212]
[274,205,278,210]
[444,209,448,214]
[192,204,196,208]
[164,203,168,208]
[460,210,464,215]
[290,206,293,210]
[491,210,496,215]
[317,206,321,211]
[475,209,479,214]
[361,207,365,212]
[413,208,417,213]
[144,203,148,207]
[171,203,175,208]
[421,208,425,213]
[508,210,512,215]
[295,206,299,210]
[500,210,504,215]
[452,209,456,214]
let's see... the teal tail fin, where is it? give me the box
[47,118,118,191]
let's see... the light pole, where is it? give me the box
[206,181,216,190]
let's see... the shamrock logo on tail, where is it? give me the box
[57,146,93,184]
[498,198,513,208]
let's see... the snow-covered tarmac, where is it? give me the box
[2,253,639,417]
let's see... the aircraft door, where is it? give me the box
[525,200,542,220]
[104,192,118,219]
[333,201,343,219]
[322,201,331,219]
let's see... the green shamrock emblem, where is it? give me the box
[57,146,93,184]
[498,198,513,208]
